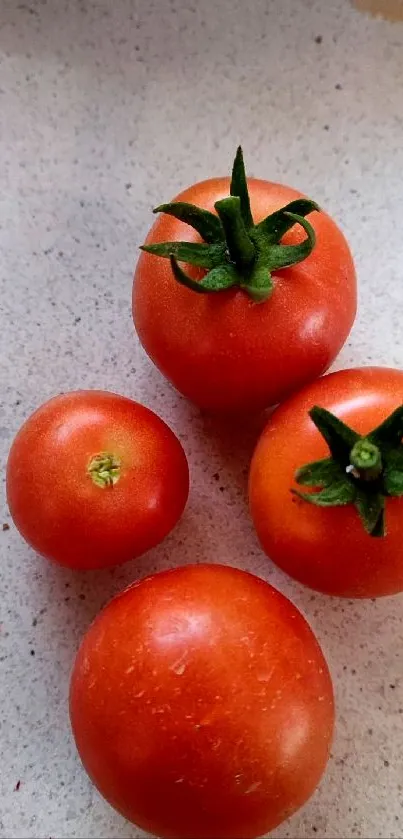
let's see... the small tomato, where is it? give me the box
[7,391,189,570]
[133,148,356,412]
[250,367,403,597]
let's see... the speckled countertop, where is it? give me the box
[1,1,403,837]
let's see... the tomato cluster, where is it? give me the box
[7,149,402,838]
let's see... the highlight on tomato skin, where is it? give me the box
[133,147,356,413]
[69,563,335,839]
[6,390,189,570]
[249,366,403,598]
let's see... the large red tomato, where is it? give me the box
[7,391,189,570]
[249,367,403,597]
[133,148,356,412]
[70,564,334,839]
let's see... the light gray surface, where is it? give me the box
[1,1,403,837]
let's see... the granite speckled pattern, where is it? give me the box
[1,1,403,837]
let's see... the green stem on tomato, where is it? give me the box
[214,196,255,270]
[140,147,320,303]
[349,439,382,481]
[293,404,403,538]
[88,453,121,488]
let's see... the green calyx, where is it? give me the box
[88,452,121,488]
[293,405,403,537]
[140,146,320,303]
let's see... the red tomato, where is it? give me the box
[70,564,334,838]
[7,391,189,570]
[133,153,356,412]
[249,367,403,597]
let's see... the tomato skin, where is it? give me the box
[6,391,189,570]
[70,564,334,839]
[133,177,356,412]
[249,367,403,598]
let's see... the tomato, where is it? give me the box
[6,391,189,570]
[70,564,334,839]
[133,148,356,412]
[249,367,403,598]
